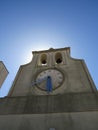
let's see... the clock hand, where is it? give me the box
[46,76,52,92]
[32,76,52,92]
[32,77,47,86]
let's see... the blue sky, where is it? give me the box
[0,0,98,97]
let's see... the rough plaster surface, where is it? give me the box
[0,112,98,130]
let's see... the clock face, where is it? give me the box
[36,69,64,91]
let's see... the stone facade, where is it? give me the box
[8,47,96,96]
[0,47,98,130]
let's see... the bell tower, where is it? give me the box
[0,47,98,130]
[8,47,96,97]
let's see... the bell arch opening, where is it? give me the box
[55,52,62,64]
[40,54,47,65]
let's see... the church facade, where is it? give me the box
[0,47,98,130]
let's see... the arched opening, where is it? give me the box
[40,54,47,65]
[55,52,62,64]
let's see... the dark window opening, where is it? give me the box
[56,58,62,64]
[42,59,47,64]
[40,54,47,65]
[55,52,62,64]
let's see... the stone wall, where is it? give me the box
[0,112,98,130]
[0,92,98,114]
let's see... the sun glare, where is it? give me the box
[22,42,51,64]
[32,42,50,51]
[26,52,32,63]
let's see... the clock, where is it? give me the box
[35,68,64,91]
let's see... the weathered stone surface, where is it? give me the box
[0,112,98,130]
[0,92,98,115]
[0,48,98,130]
